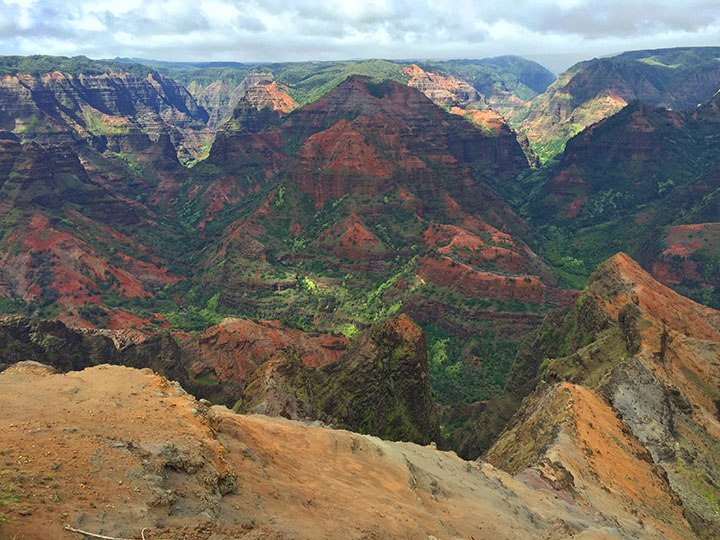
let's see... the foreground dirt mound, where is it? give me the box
[0,363,680,539]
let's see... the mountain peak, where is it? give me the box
[588,252,720,342]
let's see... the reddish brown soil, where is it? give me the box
[0,364,685,540]
[422,223,530,275]
[649,222,720,286]
[488,382,693,539]
[296,120,395,207]
[316,212,387,261]
[402,64,480,111]
[188,318,348,382]
[593,253,720,342]
[416,255,577,305]
[259,82,298,114]
[592,253,720,426]
[0,212,180,328]
[452,108,510,135]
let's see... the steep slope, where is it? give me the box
[0,363,693,539]
[0,138,186,327]
[401,63,531,155]
[402,63,483,109]
[0,55,210,163]
[487,382,693,539]
[185,317,347,383]
[184,75,575,407]
[0,315,189,388]
[418,55,556,114]
[515,46,720,161]
[525,90,720,300]
[487,253,720,537]
[219,78,297,134]
[195,72,297,131]
[0,312,343,407]
[235,315,440,445]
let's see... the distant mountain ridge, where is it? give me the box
[0,55,211,163]
[522,88,720,307]
[115,55,555,130]
[513,46,720,161]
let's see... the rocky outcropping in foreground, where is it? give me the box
[486,253,720,538]
[0,363,691,539]
[235,314,441,446]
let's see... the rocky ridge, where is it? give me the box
[514,47,720,161]
[0,68,210,163]
[486,253,720,537]
[402,63,484,109]
[235,315,441,446]
[0,362,695,539]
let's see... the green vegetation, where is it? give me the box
[83,110,129,136]
[0,55,153,77]
[161,293,226,332]
[424,323,519,404]
[515,46,720,163]
[146,58,408,106]
[417,56,555,101]
[639,57,682,69]
[11,114,43,135]
[0,469,20,524]
[273,59,408,105]
[140,55,553,108]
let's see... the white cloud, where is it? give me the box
[0,0,717,71]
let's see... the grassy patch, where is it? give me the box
[0,470,20,524]
[84,110,129,136]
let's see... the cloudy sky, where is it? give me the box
[1,0,719,72]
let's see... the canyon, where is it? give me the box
[1,47,720,538]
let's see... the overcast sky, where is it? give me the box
[1,0,719,73]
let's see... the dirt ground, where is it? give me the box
[0,362,689,539]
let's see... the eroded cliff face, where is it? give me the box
[0,315,187,382]
[513,48,720,161]
[487,253,720,538]
[197,72,297,131]
[0,138,185,328]
[235,314,441,446]
[402,63,484,109]
[0,69,210,162]
[487,381,694,539]
[186,317,347,383]
[183,76,574,407]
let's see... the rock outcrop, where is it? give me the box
[402,63,483,109]
[0,362,686,539]
[197,72,297,131]
[186,317,347,382]
[0,66,209,162]
[486,253,720,538]
[0,315,186,382]
[236,315,441,445]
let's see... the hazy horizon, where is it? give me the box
[1,1,719,74]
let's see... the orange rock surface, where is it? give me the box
[0,364,686,539]
[189,318,348,382]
